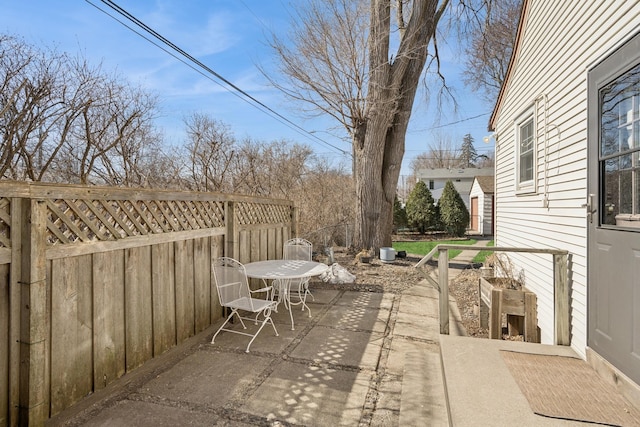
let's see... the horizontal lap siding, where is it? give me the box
[494,1,640,355]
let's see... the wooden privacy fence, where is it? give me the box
[415,245,570,345]
[0,182,295,426]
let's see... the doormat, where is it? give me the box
[501,351,640,426]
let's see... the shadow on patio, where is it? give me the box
[47,285,440,426]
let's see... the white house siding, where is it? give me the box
[492,1,640,356]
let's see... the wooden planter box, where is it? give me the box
[479,277,539,343]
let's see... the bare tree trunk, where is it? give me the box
[353,0,442,250]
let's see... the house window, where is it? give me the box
[599,61,640,228]
[429,180,434,190]
[516,112,535,190]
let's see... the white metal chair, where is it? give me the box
[210,257,278,352]
[283,238,314,314]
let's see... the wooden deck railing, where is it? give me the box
[414,245,570,345]
[0,182,295,426]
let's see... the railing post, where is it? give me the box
[19,199,48,425]
[554,253,570,345]
[225,201,236,259]
[438,248,449,335]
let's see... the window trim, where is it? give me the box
[589,33,640,230]
[515,107,537,193]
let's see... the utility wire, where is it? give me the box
[409,112,491,133]
[84,0,350,155]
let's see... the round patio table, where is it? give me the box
[244,260,328,330]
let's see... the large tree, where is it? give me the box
[267,0,478,249]
[462,0,521,102]
[459,133,477,167]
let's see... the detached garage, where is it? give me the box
[469,175,494,236]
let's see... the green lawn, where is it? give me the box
[472,240,495,264]
[392,239,477,260]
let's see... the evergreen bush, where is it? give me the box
[437,180,469,237]
[405,181,437,234]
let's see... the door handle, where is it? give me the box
[581,194,597,223]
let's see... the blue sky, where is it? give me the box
[0,0,495,177]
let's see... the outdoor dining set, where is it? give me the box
[210,238,329,352]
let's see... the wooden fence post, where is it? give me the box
[554,253,570,345]
[8,198,22,426]
[19,199,48,425]
[438,248,449,335]
[225,201,236,259]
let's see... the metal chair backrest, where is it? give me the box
[212,257,252,309]
[284,238,312,261]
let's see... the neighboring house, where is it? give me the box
[469,176,494,235]
[490,0,640,393]
[416,167,493,209]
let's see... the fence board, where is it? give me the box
[175,240,195,343]
[210,236,224,324]
[152,243,176,356]
[251,230,260,262]
[124,246,153,371]
[278,227,286,257]
[260,229,268,261]
[193,237,211,333]
[267,228,276,260]
[239,230,250,264]
[0,264,8,425]
[50,256,93,415]
[92,251,126,391]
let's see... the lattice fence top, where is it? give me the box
[46,198,225,245]
[0,183,294,246]
[235,201,292,226]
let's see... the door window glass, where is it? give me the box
[600,63,640,228]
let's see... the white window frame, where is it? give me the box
[515,108,536,193]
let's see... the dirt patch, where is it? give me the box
[448,269,489,338]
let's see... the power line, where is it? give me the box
[84,0,350,156]
[409,112,491,133]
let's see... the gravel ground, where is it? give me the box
[314,247,489,338]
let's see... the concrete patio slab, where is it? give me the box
[290,326,384,370]
[303,287,341,305]
[386,338,440,377]
[140,350,271,407]
[333,291,394,310]
[241,360,371,426]
[397,294,439,316]
[399,349,448,427]
[76,400,235,427]
[393,310,440,341]
[209,319,292,354]
[317,304,391,333]
[402,281,440,298]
